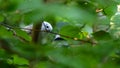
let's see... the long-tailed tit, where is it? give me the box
[54,34,64,40]
[22,21,53,34]
[53,34,69,47]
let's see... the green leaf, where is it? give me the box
[12,55,28,65]
[17,0,42,14]
[23,9,45,24]
[9,39,36,59]
[0,26,13,38]
[0,0,19,12]
[0,49,11,59]
[14,29,31,41]
[92,30,112,40]
[0,15,4,22]
[59,25,81,40]
[0,60,16,68]
[7,14,22,24]
[104,4,117,18]
[79,31,88,39]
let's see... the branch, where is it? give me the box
[48,31,95,44]
[31,22,42,43]
[0,23,95,44]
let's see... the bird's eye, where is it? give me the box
[46,26,49,28]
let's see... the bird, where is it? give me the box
[51,22,69,47]
[53,34,69,47]
[22,21,53,34]
[54,34,64,40]
[20,21,53,43]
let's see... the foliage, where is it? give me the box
[0,0,120,68]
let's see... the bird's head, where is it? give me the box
[41,21,53,32]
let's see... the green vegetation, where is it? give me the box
[0,0,120,68]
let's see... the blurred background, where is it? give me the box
[0,0,120,68]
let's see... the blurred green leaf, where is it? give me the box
[14,29,31,41]
[0,49,11,59]
[92,30,112,40]
[12,55,28,65]
[9,39,36,59]
[17,0,42,14]
[0,0,19,12]
[0,14,4,22]
[23,9,45,24]
[79,31,88,39]
[104,4,117,18]
[7,14,22,24]
[60,25,80,40]
[0,26,13,38]
[0,60,16,68]
[0,0,120,68]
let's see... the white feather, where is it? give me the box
[22,21,53,33]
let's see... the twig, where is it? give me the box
[0,23,94,44]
